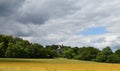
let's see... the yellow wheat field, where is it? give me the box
[0,62,120,71]
[0,59,120,71]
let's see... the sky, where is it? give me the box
[0,0,120,50]
[79,27,108,36]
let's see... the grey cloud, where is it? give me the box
[92,37,106,43]
[111,44,120,51]
[0,0,25,17]
[18,12,50,24]
[0,22,35,37]
[17,0,78,24]
[110,36,120,51]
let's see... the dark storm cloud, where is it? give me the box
[0,0,25,17]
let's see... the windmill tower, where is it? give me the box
[57,45,62,55]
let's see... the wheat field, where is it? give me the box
[0,58,120,71]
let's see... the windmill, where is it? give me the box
[57,45,62,55]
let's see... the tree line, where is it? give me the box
[0,34,120,63]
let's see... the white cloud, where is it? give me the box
[0,0,120,50]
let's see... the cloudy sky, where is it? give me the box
[0,0,120,50]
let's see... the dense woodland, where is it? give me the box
[0,34,120,63]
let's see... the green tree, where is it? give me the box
[115,49,120,57]
[45,45,59,58]
[25,43,44,58]
[62,48,75,59]
[5,42,26,58]
[76,46,100,61]
[95,51,106,62]
[106,54,120,63]
[0,42,4,57]
[96,46,113,62]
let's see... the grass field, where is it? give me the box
[0,58,120,71]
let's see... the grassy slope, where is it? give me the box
[0,58,97,63]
